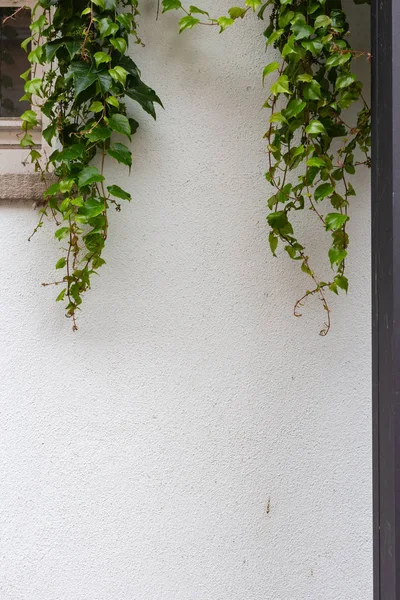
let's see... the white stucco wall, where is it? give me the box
[0,2,371,599]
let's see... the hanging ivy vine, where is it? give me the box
[18,0,162,330]
[12,0,370,331]
[160,0,371,335]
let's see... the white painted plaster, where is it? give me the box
[0,1,371,598]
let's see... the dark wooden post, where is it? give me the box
[372,0,400,598]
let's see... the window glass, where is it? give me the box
[0,8,30,118]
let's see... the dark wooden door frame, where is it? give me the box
[372,0,400,598]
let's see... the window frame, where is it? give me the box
[0,0,42,147]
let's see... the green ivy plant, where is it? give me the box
[160,0,371,335]
[18,0,162,330]
[12,0,370,332]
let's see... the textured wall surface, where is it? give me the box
[0,2,371,599]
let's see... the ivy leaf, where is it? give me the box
[267,210,289,230]
[336,73,357,90]
[334,275,349,293]
[306,120,326,135]
[109,66,128,86]
[306,157,326,167]
[85,126,112,142]
[108,113,132,139]
[217,17,235,32]
[303,80,323,100]
[262,61,279,85]
[270,75,291,96]
[89,101,104,113]
[326,52,351,70]
[125,83,163,119]
[269,232,278,256]
[94,51,111,67]
[78,166,105,189]
[328,247,347,266]
[55,227,70,241]
[314,15,331,28]
[325,212,349,231]
[245,0,262,10]
[108,143,132,168]
[179,16,200,32]
[297,73,314,83]
[77,198,106,222]
[56,257,67,269]
[266,28,284,46]
[189,5,209,15]
[110,37,127,54]
[229,7,248,19]
[107,185,132,201]
[291,15,314,40]
[284,98,306,118]
[314,182,334,201]
[68,63,97,97]
[42,122,57,145]
[162,0,182,11]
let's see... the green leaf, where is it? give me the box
[266,28,284,46]
[334,274,349,293]
[85,126,112,142]
[291,14,314,40]
[217,17,235,32]
[20,110,38,126]
[303,80,323,100]
[110,37,127,54]
[328,247,347,266]
[107,185,131,201]
[269,232,278,256]
[229,7,248,19]
[55,227,70,241]
[94,51,111,67]
[267,210,288,230]
[162,0,182,11]
[109,66,128,86]
[326,52,351,70]
[179,16,200,32]
[189,5,209,15]
[107,143,132,167]
[262,61,279,84]
[245,0,262,10]
[336,73,357,90]
[314,15,331,28]
[284,98,306,118]
[306,157,326,167]
[89,101,104,113]
[306,120,326,135]
[56,257,67,269]
[56,289,66,302]
[108,113,131,138]
[78,166,105,189]
[325,212,349,230]
[297,73,314,83]
[270,75,291,96]
[314,182,334,201]
[106,96,119,109]
[24,78,42,95]
[77,198,105,221]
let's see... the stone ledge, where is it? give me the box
[0,173,55,202]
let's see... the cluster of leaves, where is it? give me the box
[162,0,371,334]
[19,0,161,329]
